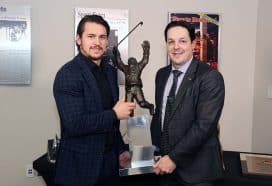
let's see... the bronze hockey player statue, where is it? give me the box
[113,40,154,116]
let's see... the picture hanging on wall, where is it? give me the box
[0,4,31,84]
[75,8,129,84]
[168,13,220,70]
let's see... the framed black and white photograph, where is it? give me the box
[0,4,31,84]
[75,8,129,84]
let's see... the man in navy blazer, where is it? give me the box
[151,21,225,186]
[53,15,135,186]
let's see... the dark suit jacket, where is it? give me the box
[151,59,225,184]
[53,53,126,186]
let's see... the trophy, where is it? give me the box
[111,22,156,176]
[112,40,154,116]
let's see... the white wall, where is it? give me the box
[0,0,262,185]
[252,0,272,154]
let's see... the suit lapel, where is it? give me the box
[168,60,198,120]
[76,55,103,108]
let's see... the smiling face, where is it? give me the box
[166,26,194,68]
[76,22,108,65]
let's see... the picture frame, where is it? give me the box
[74,8,129,84]
[168,13,220,70]
[240,152,272,177]
[0,4,31,84]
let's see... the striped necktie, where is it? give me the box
[160,70,182,154]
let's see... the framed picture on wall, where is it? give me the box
[0,4,31,84]
[75,8,129,84]
[168,13,220,70]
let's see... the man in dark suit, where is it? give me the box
[53,15,135,186]
[151,21,225,186]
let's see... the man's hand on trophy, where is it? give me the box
[113,98,136,120]
[119,151,131,168]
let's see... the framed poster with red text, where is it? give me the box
[169,13,220,69]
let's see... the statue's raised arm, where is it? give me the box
[139,40,150,70]
[112,46,127,72]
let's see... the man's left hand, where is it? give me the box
[119,151,131,168]
[153,155,176,175]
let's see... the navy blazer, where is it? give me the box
[53,53,125,186]
[151,59,225,184]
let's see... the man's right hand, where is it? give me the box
[113,98,136,120]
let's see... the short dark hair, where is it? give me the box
[76,14,110,50]
[164,21,195,42]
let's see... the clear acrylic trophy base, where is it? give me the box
[119,145,155,176]
[119,114,156,176]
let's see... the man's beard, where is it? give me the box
[88,55,103,61]
[86,46,104,61]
